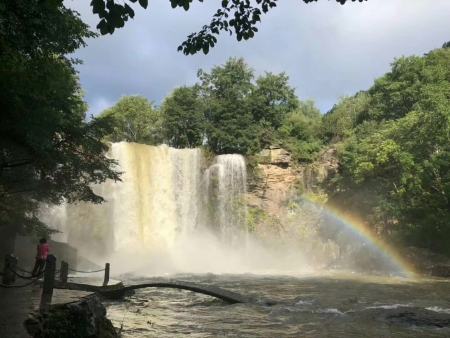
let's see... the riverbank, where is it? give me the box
[0,276,120,337]
[0,284,91,337]
[24,293,117,337]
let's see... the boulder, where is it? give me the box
[258,147,291,167]
[24,295,118,338]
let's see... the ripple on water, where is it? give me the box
[107,274,450,338]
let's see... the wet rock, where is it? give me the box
[431,264,450,278]
[385,308,450,328]
[24,295,118,338]
[403,247,450,275]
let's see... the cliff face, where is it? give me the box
[247,146,338,224]
[247,147,298,216]
[246,147,450,275]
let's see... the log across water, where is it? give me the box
[54,280,253,304]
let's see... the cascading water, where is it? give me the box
[41,142,401,276]
[204,154,248,245]
[41,142,263,273]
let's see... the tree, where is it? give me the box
[277,101,323,161]
[0,0,120,237]
[89,0,367,54]
[98,96,164,144]
[358,49,450,123]
[251,72,299,128]
[161,86,205,148]
[322,92,370,142]
[199,58,257,154]
[329,47,450,255]
[248,72,299,148]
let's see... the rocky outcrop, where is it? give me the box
[403,246,450,276]
[302,147,339,191]
[247,164,298,215]
[258,146,291,167]
[248,146,338,218]
[431,265,450,277]
[24,295,118,338]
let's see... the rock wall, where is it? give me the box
[247,147,298,216]
[247,146,338,225]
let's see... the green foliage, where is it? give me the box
[98,96,163,144]
[250,72,299,128]
[89,0,367,54]
[99,58,317,158]
[278,101,323,161]
[329,46,450,255]
[0,0,120,235]
[322,92,370,142]
[359,49,450,122]
[161,86,205,148]
[195,58,319,156]
[199,58,257,154]
[250,72,299,148]
[246,206,271,233]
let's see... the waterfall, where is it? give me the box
[41,142,339,275]
[41,142,250,268]
[205,155,248,244]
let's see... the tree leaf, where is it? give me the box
[138,0,148,9]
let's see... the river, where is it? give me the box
[105,273,450,337]
[39,143,450,336]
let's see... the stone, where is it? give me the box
[431,264,450,278]
[24,295,118,338]
[258,147,291,167]
[269,147,291,166]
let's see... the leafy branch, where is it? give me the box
[89,0,367,54]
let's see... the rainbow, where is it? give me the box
[299,193,417,278]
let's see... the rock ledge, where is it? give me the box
[24,294,118,338]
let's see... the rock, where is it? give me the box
[403,246,450,276]
[24,295,118,338]
[248,163,298,215]
[248,145,340,236]
[303,147,339,190]
[258,147,291,167]
[270,147,291,166]
[431,264,450,278]
[258,149,271,163]
[384,308,450,328]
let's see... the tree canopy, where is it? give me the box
[327,46,450,255]
[161,86,205,148]
[101,57,320,157]
[90,0,367,54]
[0,0,120,236]
[199,58,257,154]
[98,96,164,144]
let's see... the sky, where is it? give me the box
[66,0,450,116]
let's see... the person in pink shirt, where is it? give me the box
[32,238,49,276]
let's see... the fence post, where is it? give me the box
[103,263,110,287]
[2,254,18,285]
[60,261,69,283]
[40,254,56,312]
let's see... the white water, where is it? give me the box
[42,142,311,274]
[204,154,248,245]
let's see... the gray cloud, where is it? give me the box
[66,0,450,115]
